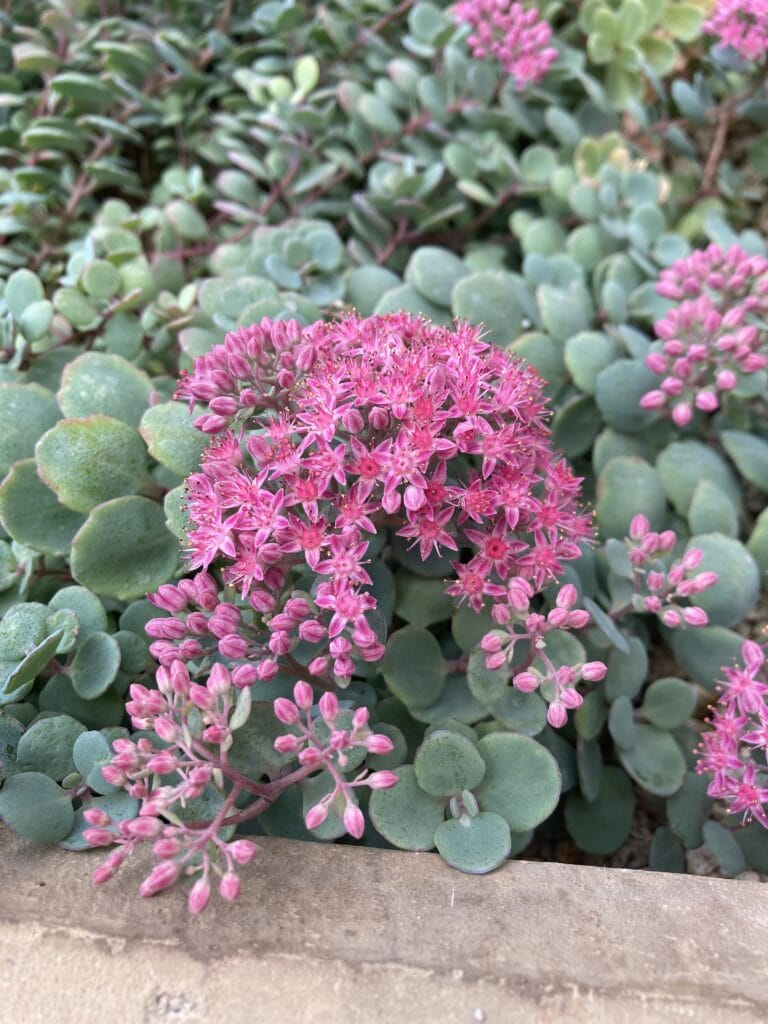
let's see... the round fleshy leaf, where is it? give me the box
[69,631,122,699]
[3,628,65,697]
[607,695,637,750]
[670,626,744,691]
[0,383,61,478]
[15,714,86,780]
[4,268,44,319]
[381,626,446,709]
[414,729,486,797]
[405,246,469,308]
[0,602,49,659]
[70,496,180,600]
[564,766,635,855]
[344,266,401,317]
[81,259,120,298]
[39,675,124,728]
[656,441,741,516]
[0,709,24,781]
[395,572,453,628]
[552,396,602,459]
[409,673,486,726]
[139,402,208,477]
[72,730,120,794]
[649,826,686,873]
[492,688,548,736]
[391,534,453,578]
[373,284,446,323]
[594,359,659,432]
[451,271,526,346]
[618,723,686,797]
[48,586,108,640]
[603,636,648,701]
[368,765,445,851]
[113,630,150,675]
[467,648,508,705]
[59,791,139,851]
[703,821,747,877]
[451,604,496,653]
[720,430,768,492]
[57,352,152,428]
[688,479,739,538]
[667,771,711,849]
[0,459,85,555]
[640,677,697,729]
[685,534,759,628]
[35,415,148,513]
[227,701,297,778]
[596,457,666,539]
[474,733,561,831]
[19,300,53,341]
[0,771,75,843]
[434,811,512,874]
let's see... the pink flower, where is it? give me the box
[704,0,768,61]
[454,0,558,88]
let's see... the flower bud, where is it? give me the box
[343,804,365,840]
[274,698,300,725]
[219,871,241,902]
[229,839,257,865]
[83,808,111,827]
[319,691,339,724]
[580,661,608,681]
[305,803,329,830]
[364,733,394,755]
[682,606,708,627]
[513,671,539,693]
[188,877,211,915]
[367,771,399,790]
[139,860,180,898]
[293,680,314,710]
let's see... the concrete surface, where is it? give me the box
[0,826,765,1023]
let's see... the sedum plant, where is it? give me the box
[1,0,768,904]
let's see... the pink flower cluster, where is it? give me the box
[697,639,768,829]
[481,582,607,727]
[87,665,397,909]
[641,244,768,426]
[623,515,718,628]
[703,0,768,61]
[274,682,397,837]
[176,313,591,687]
[453,0,558,89]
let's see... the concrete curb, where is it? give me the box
[0,827,765,1023]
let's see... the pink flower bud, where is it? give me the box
[293,680,314,710]
[662,608,682,628]
[305,803,329,830]
[127,817,163,839]
[485,651,507,670]
[319,691,339,724]
[308,656,329,677]
[629,514,649,540]
[682,548,704,571]
[695,390,718,412]
[189,683,215,711]
[153,718,179,743]
[273,698,300,725]
[255,658,278,680]
[580,661,608,681]
[742,640,765,674]
[546,702,567,729]
[208,661,232,695]
[188,877,211,915]
[555,584,577,610]
[491,604,511,624]
[546,607,568,627]
[715,368,737,391]
[343,804,365,840]
[640,390,666,409]
[672,402,692,428]
[682,606,708,627]
[219,871,240,902]
[218,634,249,658]
[646,352,668,374]
[364,733,394,755]
[232,664,258,688]
[83,808,111,827]
[153,837,181,858]
[229,839,257,865]
[274,734,301,754]
[513,671,539,693]
[352,707,370,730]
[367,771,399,790]
[567,610,590,629]
[299,746,323,768]
[139,860,180,898]
[480,633,503,653]
[299,619,326,643]
[84,828,116,847]
[92,849,126,884]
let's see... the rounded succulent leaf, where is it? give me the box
[409,673,486,726]
[748,507,768,585]
[227,701,297,778]
[703,820,746,877]
[670,625,744,691]
[72,730,119,794]
[603,636,648,701]
[382,626,446,708]
[596,457,666,539]
[4,268,45,319]
[720,431,768,491]
[139,401,208,477]
[552,395,603,459]
[666,771,711,849]
[15,714,86,780]
[57,352,152,428]
[0,602,49,660]
[688,479,739,538]
[491,688,548,736]
[474,733,561,831]
[618,723,686,797]
[0,771,75,843]
[565,766,635,855]
[656,441,741,516]
[451,271,525,346]
[345,266,401,317]
[685,534,759,628]
[368,765,445,851]
[466,648,508,705]
[594,358,658,432]
[3,628,65,698]
[394,572,453,628]
[0,709,24,782]
[0,459,86,555]
[35,415,148,513]
[39,675,123,728]
[640,677,697,729]
[434,811,512,874]
[405,246,469,307]
[68,631,122,699]
[564,331,619,394]
[48,586,108,640]
[414,729,486,797]
[0,383,61,478]
[70,496,180,600]
[451,604,496,653]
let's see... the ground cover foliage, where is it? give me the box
[1,0,768,907]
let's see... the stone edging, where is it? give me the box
[0,828,765,1023]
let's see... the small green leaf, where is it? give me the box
[641,677,697,729]
[0,383,61,478]
[382,626,446,709]
[0,771,75,843]
[474,733,561,831]
[4,629,65,697]
[0,460,85,555]
[140,402,207,477]
[649,826,686,872]
[434,811,512,874]
[703,821,746,877]
[466,648,509,705]
[414,729,486,797]
[15,714,86,780]
[368,765,445,851]
[69,632,122,700]
[619,723,686,797]
[58,353,152,429]
[565,766,635,854]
